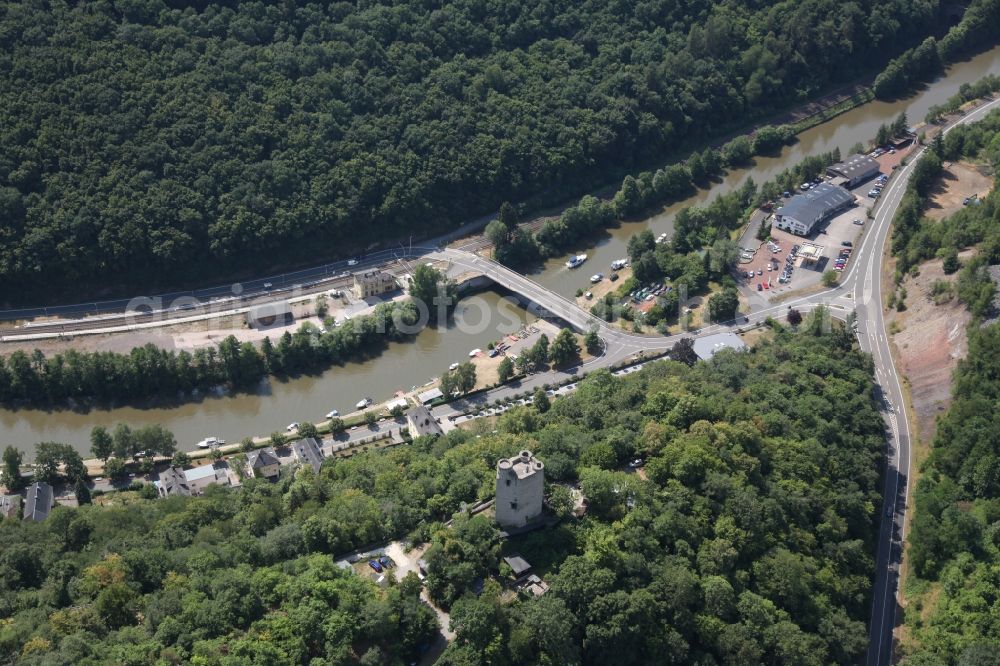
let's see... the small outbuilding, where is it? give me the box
[503,554,533,579]
[417,388,444,404]
[693,332,747,361]
[0,494,22,519]
[826,154,881,188]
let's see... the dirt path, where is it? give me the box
[888,253,971,462]
[925,161,994,220]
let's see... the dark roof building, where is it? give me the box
[407,404,444,438]
[23,482,53,522]
[826,154,881,188]
[246,447,281,480]
[157,466,192,498]
[503,554,533,579]
[292,437,326,473]
[774,183,854,236]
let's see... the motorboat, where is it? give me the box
[286,422,300,432]
[611,259,628,270]
[355,397,373,410]
[565,254,587,268]
[196,437,224,449]
[590,273,603,283]
[325,409,340,419]
[655,233,668,244]
[468,348,482,357]
[449,362,460,371]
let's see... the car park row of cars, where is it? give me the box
[797,176,826,192]
[867,174,889,199]
[630,282,671,303]
[835,244,852,272]
[778,244,800,284]
[369,555,393,573]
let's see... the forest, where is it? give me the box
[0,313,888,664]
[872,0,1000,99]
[896,107,1000,663]
[0,0,948,301]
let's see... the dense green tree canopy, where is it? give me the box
[0,314,885,663]
[0,0,946,300]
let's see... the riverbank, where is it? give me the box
[3,45,999,459]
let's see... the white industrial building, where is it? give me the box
[774,183,854,236]
[495,450,545,528]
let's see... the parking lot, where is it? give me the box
[739,170,888,303]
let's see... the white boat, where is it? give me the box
[590,273,603,283]
[196,437,224,449]
[565,254,587,268]
[468,348,482,357]
[325,409,340,419]
[655,233,668,244]
[448,362,460,371]
[286,422,300,432]
[611,259,627,271]
[355,397,373,410]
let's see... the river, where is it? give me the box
[6,44,1000,458]
[2,291,535,456]
[530,45,1000,298]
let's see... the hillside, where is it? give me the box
[0,0,945,300]
[895,107,1000,663]
[0,314,887,664]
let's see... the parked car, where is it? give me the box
[757,283,762,291]
[368,559,383,573]
[853,218,864,225]
[842,241,852,247]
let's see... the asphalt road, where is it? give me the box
[0,209,501,324]
[857,94,1000,665]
